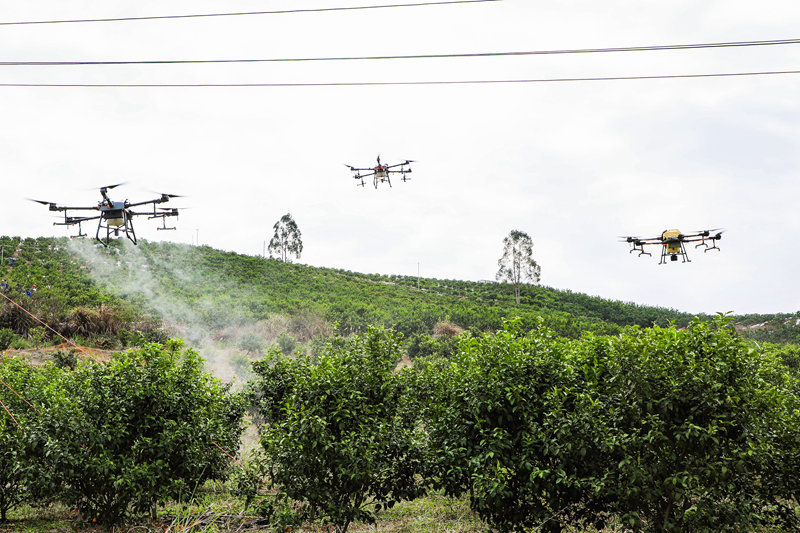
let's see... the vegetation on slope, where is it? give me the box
[2,236,796,350]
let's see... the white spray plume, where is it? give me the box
[66,238,308,381]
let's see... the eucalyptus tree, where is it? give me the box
[496,229,541,304]
[268,213,303,262]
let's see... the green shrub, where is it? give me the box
[575,316,800,532]
[51,349,78,370]
[418,321,595,533]
[239,333,266,355]
[40,339,246,527]
[275,331,297,355]
[0,358,63,522]
[405,332,460,359]
[230,352,253,379]
[27,326,46,348]
[0,328,15,350]
[251,328,426,533]
[420,317,800,533]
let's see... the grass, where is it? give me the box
[0,490,487,533]
[348,493,485,532]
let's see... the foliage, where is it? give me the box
[64,305,120,337]
[0,358,62,522]
[0,327,15,350]
[275,331,297,355]
[574,316,800,532]
[51,349,78,371]
[251,328,427,533]
[758,341,800,375]
[230,452,304,531]
[27,326,47,348]
[238,333,266,355]
[404,332,460,359]
[268,213,303,263]
[736,311,800,344]
[418,322,600,533]
[0,236,157,346]
[38,340,246,527]
[496,229,541,304]
[420,317,800,532]
[0,236,707,345]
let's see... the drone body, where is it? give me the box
[622,228,723,264]
[30,183,181,247]
[345,155,414,189]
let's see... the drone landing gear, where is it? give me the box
[373,175,392,189]
[96,213,136,247]
[659,243,690,265]
[696,240,721,253]
[65,221,88,239]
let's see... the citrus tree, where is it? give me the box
[40,340,245,526]
[0,358,62,522]
[251,328,426,533]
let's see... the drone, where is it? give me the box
[344,156,414,189]
[621,228,724,264]
[30,183,182,246]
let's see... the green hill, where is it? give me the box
[0,236,796,353]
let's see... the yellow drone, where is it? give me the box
[621,228,724,264]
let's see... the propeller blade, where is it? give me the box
[27,198,55,205]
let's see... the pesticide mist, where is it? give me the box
[66,239,297,381]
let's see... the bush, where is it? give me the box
[40,340,246,527]
[419,317,800,532]
[0,328,15,350]
[230,352,253,379]
[575,316,800,532]
[51,349,78,370]
[251,328,426,533]
[418,321,596,533]
[405,332,460,360]
[275,331,297,355]
[239,333,266,355]
[0,358,63,522]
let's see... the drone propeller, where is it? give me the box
[27,198,56,206]
[694,228,725,236]
[98,182,127,192]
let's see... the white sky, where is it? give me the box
[1,0,798,315]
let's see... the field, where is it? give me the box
[1,236,799,532]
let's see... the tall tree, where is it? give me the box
[268,213,303,262]
[496,230,541,304]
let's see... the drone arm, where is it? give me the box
[54,214,101,225]
[126,197,170,208]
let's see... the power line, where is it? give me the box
[2,38,798,66]
[0,69,798,87]
[0,0,499,26]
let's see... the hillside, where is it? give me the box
[0,236,796,353]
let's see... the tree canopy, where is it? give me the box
[496,229,541,304]
[268,213,303,263]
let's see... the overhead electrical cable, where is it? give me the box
[0,69,798,87]
[2,38,798,66]
[0,0,499,26]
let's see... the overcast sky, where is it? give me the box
[1,0,798,315]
